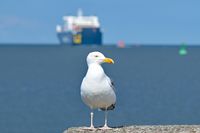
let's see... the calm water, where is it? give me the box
[0,45,200,133]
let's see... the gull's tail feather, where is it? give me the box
[100,103,115,111]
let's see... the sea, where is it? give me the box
[0,45,200,133]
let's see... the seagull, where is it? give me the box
[81,51,116,129]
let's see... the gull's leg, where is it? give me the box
[83,111,95,130]
[104,110,108,127]
[90,111,95,129]
[83,110,95,130]
[100,110,112,129]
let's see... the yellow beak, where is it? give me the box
[103,58,114,64]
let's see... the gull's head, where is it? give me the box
[86,51,114,65]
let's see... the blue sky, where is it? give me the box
[0,0,200,44]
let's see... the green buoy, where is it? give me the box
[179,43,187,56]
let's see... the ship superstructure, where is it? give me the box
[56,10,102,45]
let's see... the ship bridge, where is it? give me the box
[63,9,100,31]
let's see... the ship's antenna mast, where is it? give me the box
[78,8,83,17]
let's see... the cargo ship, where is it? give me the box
[56,9,102,45]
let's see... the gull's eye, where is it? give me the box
[94,55,99,58]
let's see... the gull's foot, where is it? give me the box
[82,126,96,130]
[99,125,112,130]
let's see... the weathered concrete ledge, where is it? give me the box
[64,125,200,133]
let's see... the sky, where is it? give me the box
[0,0,200,45]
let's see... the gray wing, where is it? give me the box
[100,76,116,111]
[107,76,115,91]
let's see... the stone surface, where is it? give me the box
[64,125,200,133]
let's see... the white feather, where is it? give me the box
[81,52,116,110]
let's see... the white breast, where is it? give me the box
[80,64,116,109]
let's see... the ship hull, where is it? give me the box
[57,28,102,45]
